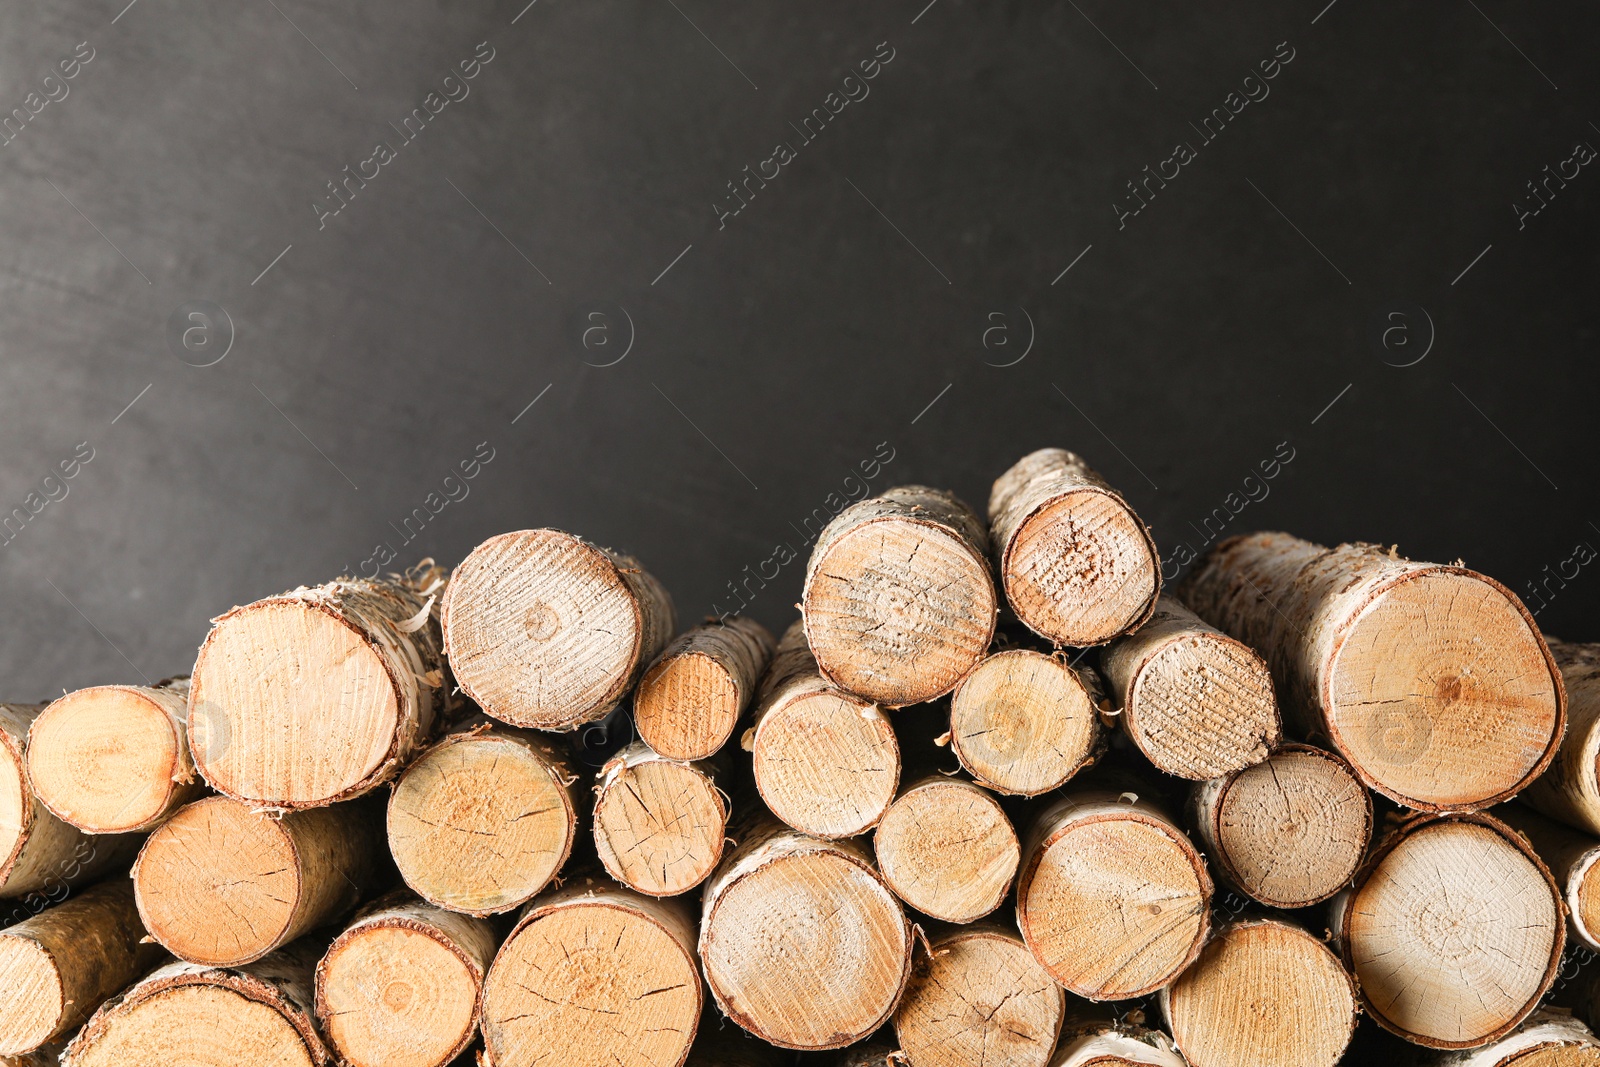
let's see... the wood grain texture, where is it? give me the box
[1523,641,1600,836]
[1495,803,1600,954]
[636,618,774,762]
[1429,1010,1600,1066]
[873,775,1018,923]
[593,742,727,897]
[1049,1021,1188,1067]
[948,649,1103,796]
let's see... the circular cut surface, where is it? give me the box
[950,651,1097,795]
[635,653,739,762]
[29,687,181,832]
[595,760,725,896]
[0,936,61,1055]
[753,692,898,839]
[1006,490,1157,646]
[0,737,27,875]
[1131,634,1277,779]
[875,781,1018,923]
[320,926,478,1067]
[1329,571,1560,808]
[895,932,1062,1067]
[68,985,316,1067]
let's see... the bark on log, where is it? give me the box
[441,529,675,730]
[1177,532,1564,811]
[1187,743,1372,909]
[873,775,1018,923]
[1495,803,1600,954]
[593,742,727,897]
[636,618,774,762]
[947,649,1104,796]
[987,448,1161,647]
[801,486,998,706]
[1049,1020,1187,1067]
[1100,595,1281,779]
[1427,1010,1600,1066]
[1523,640,1600,835]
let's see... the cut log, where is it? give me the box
[1428,1010,1600,1066]
[314,892,498,1067]
[1495,803,1600,954]
[1050,1019,1187,1067]
[388,717,579,916]
[893,923,1064,1067]
[28,678,200,834]
[1523,640,1600,835]
[1099,595,1281,779]
[1187,743,1372,909]
[636,618,775,762]
[801,486,997,706]
[1331,811,1564,1049]
[1177,533,1564,811]
[873,776,1018,923]
[480,876,701,1067]
[947,649,1103,796]
[1159,917,1357,1067]
[593,742,727,897]
[441,530,675,730]
[747,622,899,839]
[699,817,911,1050]
[133,795,379,966]
[987,448,1160,646]
[1016,791,1211,1001]
[188,566,452,809]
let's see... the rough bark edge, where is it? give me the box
[0,704,47,885]
[1430,1009,1600,1066]
[1522,640,1600,835]
[1048,1020,1187,1067]
[637,618,775,760]
[1494,802,1600,954]
[593,741,729,897]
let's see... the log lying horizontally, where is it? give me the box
[873,776,1018,923]
[635,618,774,762]
[593,742,727,897]
[1523,639,1600,835]
[947,649,1103,796]
[1049,1020,1187,1067]
[1428,1010,1600,1066]
[1495,803,1600,953]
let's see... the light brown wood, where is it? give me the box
[1430,1010,1600,1066]
[1496,804,1600,954]
[593,742,727,897]
[801,485,997,706]
[1159,918,1357,1067]
[1187,743,1372,909]
[388,717,580,916]
[1524,641,1600,836]
[699,817,911,1050]
[988,448,1161,647]
[873,776,1018,923]
[636,618,775,762]
[1049,1020,1188,1067]
[1179,533,1565,811]
[0,1044,65,1067]
[947,649,1103,796]
[441,529,675,730]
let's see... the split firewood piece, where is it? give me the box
[1331,811,1564,1049]
[988,448,1161,647]
[947,649,1103,796]
[188,565,451,808]
[1100,596,1281,779]
[1160,917,1358,1067]
[481,876,701,1067]
[1523,640,1600,835]
[874,776,1018,923]
[388,716,580,916]
[1178,532,1564,811]
[636,618,775,762]
[700,817,912,1050]
[593,742,728,897]
[1050,1019,1188,1067]
[441,529,675,730]
[1495,803,1600,954]
[1427,1010,1600,1066]
[801,485,998,706]
[1016,791,1211,1001]
[1187,743,1372,909]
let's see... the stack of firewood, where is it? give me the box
[4,446,1599,1067]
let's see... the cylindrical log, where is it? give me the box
[1495,803,1600,954]
[1187,743,1372,909]
[1016,792,1211,1001]
[747,622,899,839]
[801,485,998,707]
[699,817,912,1050]
[893,923,1064,1067]
[635,618,774,762]
[1099,595,1281,779]
[874,775,1018,923]
[133,795,379,966]
[593,742,728,897]
[947,649,1103,796]
[388,717,580,916]
[1159,917,1357,1067]
[481,876,701,1067]
[987,448,1161,646]
[1428,1010,1600,1066]
[314,891,498,1067]
[440,529,675,730]
[1523,640,1600,835]
[1050,1019,1187,1067]
[1178,533,1564,811]
[1331,811,1564,1049]
[189,566,452,808]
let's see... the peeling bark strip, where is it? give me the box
[442,529,675,730]
[635,617,775,761]
[1178,532,1565,811]
[873,776,1018,923]
[1430,1010,1600,1067]
[987,448,1160,647]
[1523,640,1600,835]
[1100,595,1281,779]
[948,649,1103,796]
[1330,812,1564,1049]
[594,742,727,897]
[802,485,997,706]
[1494,803,1600,954]
[1050,1020,1188,1067]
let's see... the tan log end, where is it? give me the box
[801,486,997,706]
[948,650,1101,796]
[594,743,727,897]
[1429,1010,1600,1066]
[1049,1021,1187,1067]
[874,778,1018,923]
[441,529,675,730]
[636,618,775,762]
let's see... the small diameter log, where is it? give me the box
[1100,596,1281,779]
[1496,803,1600,954]
[1159,918,1358,1067]
[1523,640,1600,835]
[594,742,727,897]
[1331,811,1564,1049]
[388,717,580,916]
[874,776,1018,923]
[315,892,498,1067]
[1016,792,1211,1001]
[987,448,1161,646]
[1051,1020,1187,1067]
[699,818,912,1050]
[1187,743,1372,909]
[1429,1010,1600,1066]
[441,529,675,730]
[481,877,701,1067]
[947,649,1103,796]
[1178,533,1564,812]
[134,795,379,966]
[189,567,451,808]
[636,618,775,762]
[801,485,998,706]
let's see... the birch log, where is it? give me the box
[947,649,1103,796]
[873,776,1018,923]
[441,529,675,730]
[1428,1010,1600,1066]
[635,619,774,762]
[1178,533,1564,811]
[1049,1021,1187,1067]
[1495,803,1600,953]
[593,742,727,897]
[801,486,997,706]
[1523,640,1600,835]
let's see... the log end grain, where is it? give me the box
[752,687,899,840]
[0,936,60,1056]
[594,746,727,897]
[874,779,1018,923]
[1446,1011,1600,1067]
[948,650,1101,796]
[636,618,774,762]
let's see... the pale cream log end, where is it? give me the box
[948,649,1103,796]
[594,742,727,897]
